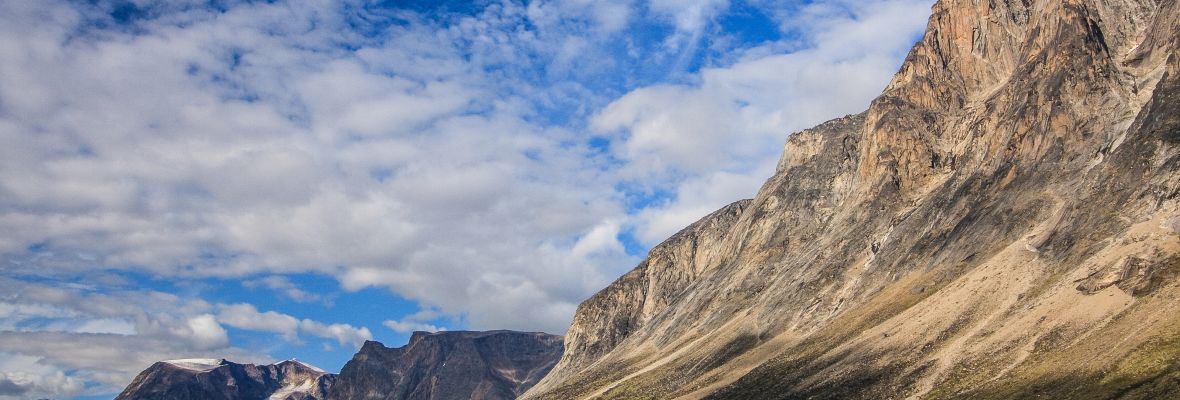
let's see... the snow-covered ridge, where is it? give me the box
[268,377,318,400]
[281,358,326,373]
[162,357,326,374]
[163,358,225,371]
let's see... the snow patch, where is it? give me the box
[268,377,317,400]
[163,358,225,371]
[282,358,325,373]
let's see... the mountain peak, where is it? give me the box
[118,358,335,400]
[524,0,1180,398]
[160,358,227,371]
[328,330,563,400]
[278,359,325,373]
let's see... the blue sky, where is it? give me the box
[0,0,932,398]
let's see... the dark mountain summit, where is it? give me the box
[327,330,563,400]
[116,358,334,400]
[117,330,562,400]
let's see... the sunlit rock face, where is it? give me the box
[327,331,563,400]
[524,0,1180,398]
[116,359,335,400]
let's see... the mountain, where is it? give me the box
[326,330,563,400]
[116,358,335,400]
[523,0,1180,399]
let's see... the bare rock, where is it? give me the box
[524,0,1180,399]
[116,359,334,400]
[327,331,561,400]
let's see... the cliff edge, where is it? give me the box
[525,0,1180,398]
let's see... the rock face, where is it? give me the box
[327,331,563,400]
[116,359,335,400]
[524,0,1180,399]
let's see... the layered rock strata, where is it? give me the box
[327,330,562,400]
[525,0,1180,398]
[117,359,334,400]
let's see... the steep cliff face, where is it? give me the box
[326,331,562,400]
[525,0,1180,398]
[553,200,750,378]
[116,359,334,400]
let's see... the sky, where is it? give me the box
[0,0,932,398]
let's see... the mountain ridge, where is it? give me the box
[524,0,1180,398]
[325,330,562,400]
[116,330,563,400]
[116,358,335,400]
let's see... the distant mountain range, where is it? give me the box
[329,331,562,400]
[117,330,562,400]
[116,358,333,400]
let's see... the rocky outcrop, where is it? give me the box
[116,359,334,400]
[327,331,562,400]
[552,200,750,379]
[524,0,1180,399]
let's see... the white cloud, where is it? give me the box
[600,1,930,176]
[383,309,447,334]
[242,276,325,304]
[216,304,301,341]
[0,0,632,338]
[649,0,731,35]
[216,303,372,348]
[0,277,373,396]
[0,0,932,334]
[0,332,270,398]
[634,171,769,244]
[594,84,748,176]
[603,0,932,243]
[0,278,269,396]
[182,314,230,350]
[527,0,635,34]
[298,320,372,348]
[0,354,85,400]
[383,320,444,334]
[34,317,138,336]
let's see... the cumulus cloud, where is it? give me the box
[217,303,372,347]
[602,0,933,242]
[0,277,364,397]
[0,376,31,397]
[182,314,230,351]
[383,320,445,334]
[0,0,633,335]
[0,332,268,398]
[634,171,769,244]
[0,354,84,400]
[242,276,325,304]
[298,320,373,348]
[0,277,218,349]
[384,310,447,334]
[216,304,301,341]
